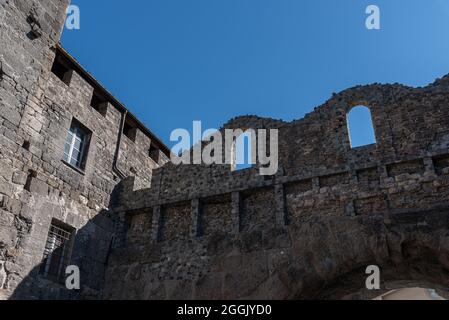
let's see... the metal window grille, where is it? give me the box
[40,221,74,282]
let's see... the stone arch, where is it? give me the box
[236,209,449,300]
[227,129,257,171]
[234,131,255,171]
[307,225,449,299]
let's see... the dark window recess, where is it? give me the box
[90,90,108,116]
[123,118,137,142]
[51,54,73,86]
[22,140,30,151]
[39,219,75,283]
[24,170,37,191]
[434,154,449,175]
[149,145,160,163]
[63,118,92,170]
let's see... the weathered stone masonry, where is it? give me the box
[105,77,449,299]
[0,0,169,299]
[1,0,449,300]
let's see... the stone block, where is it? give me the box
[0,182,13,198]
[12,171,27,185]
[0,160,13,181]
[26,178,48,196]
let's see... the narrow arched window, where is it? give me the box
[234,131,255,170]
[347,105,376,148]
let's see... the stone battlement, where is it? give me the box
[120,151,449,246]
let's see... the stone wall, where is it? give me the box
[0,0,169,299]
[105,73,449,299]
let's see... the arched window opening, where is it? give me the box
[234,131,254,171]
[347,105,376,148]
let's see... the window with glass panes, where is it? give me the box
[63,120,90,169]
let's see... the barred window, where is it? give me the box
[39,219,75,282]
[63,119,92,170]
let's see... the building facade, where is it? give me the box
[0,0,169,299]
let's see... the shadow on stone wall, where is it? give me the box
[8,183,124,300]
[9,183,449,300]
[104,206,449,300]
[9,209,115,300]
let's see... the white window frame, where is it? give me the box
[63,124,88,169]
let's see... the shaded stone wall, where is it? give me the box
[105,74,449,299]
[0,0,169,299]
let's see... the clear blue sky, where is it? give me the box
[62,0,449,148]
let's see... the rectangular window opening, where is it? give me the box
[149,144,160,164]
[123,117,137,142]
[39,219,75,283]
[62,118,92,171]
[24,169,37,192]
[51,53,73,86]
[90,90,108,116]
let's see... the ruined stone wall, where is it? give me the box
[279,80,449,177]
[0,0,168,299]
[105,74,449,299]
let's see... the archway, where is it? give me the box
[347,105,377,148]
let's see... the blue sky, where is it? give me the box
[62,0,449,148]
